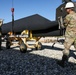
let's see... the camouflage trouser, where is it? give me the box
[63,36,76,56]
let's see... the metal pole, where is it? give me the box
[12,9,14,33]
[11,7,14,34]
[11,0,14,34]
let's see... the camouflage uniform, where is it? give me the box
[0,20,2,50]
[63,11,76,57]
[0,27,2,49]
[57,2,76,67]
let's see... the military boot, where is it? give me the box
[57,55,68,68]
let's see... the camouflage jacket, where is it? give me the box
[64,11,76,37]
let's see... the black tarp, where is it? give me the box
[13,14,58,32]
[1,14,59,35]
[32,29,65,37]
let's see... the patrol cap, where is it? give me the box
[65,2,74,8]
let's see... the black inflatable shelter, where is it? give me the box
[1,14,62,36]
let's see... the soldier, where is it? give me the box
[0,19,3,50]
[57,2,76,67]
